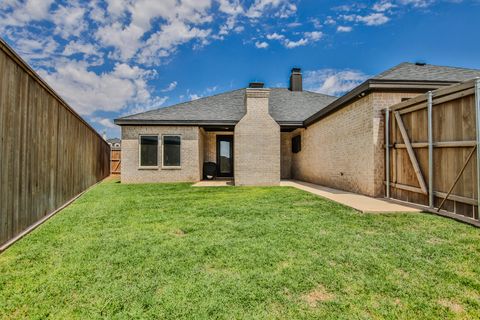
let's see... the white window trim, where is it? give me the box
[138,134,159,169]
[161,134,182,169]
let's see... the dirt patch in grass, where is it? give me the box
[302,284,334,307]
[172,229,186,237]
[438,299,464,313]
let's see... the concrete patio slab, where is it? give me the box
[192,180,234,187]
[280,180,422,213]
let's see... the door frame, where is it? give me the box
[216,135,234,177]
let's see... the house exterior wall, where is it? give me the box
[121,125,202,183]
[234,88,280,186]
[203,131,234,163]
[292,92,420,197]
[281,132,292,179]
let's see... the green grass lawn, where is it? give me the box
[1,178,480,319]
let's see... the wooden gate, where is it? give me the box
[111,149,121,175]
[385,79,479,225]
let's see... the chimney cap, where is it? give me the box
[249,82,265,88]
[291,67,301,73]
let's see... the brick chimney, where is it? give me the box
[289,68,302,92]
[234,87,280,186]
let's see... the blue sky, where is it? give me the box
[1,0,479,138]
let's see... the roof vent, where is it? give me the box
[415,62,426,66]
[289,67,302,92]
[249,82,264,88]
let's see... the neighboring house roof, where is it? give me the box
[304,62,480,126]
[107,138,121,144]
[115,88,337,126]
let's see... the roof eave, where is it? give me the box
[303,79,460,126]
[114,119,239,126]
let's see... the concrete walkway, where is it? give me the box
[280,180,421,213]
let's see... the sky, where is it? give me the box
[1,0,479,138]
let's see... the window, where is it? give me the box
[139,135,158,167]
[292,135,301,153]
[163,135,181,167]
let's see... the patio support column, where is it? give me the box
[428,91,434,209]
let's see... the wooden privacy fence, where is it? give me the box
[0,38,110,248]
[111,149,121,174]
[385,79,480,226]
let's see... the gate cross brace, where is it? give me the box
[394,111,428,195]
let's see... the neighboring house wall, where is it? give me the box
[234,88,280,186]
[281,132,292,179]
[121,126,202,183]
[292,92,419,197]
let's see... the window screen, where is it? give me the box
[140,135,158,167]
[163,135,181,167]
[292,135,301,153]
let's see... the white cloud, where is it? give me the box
[38,60,159,115]
[337,26,353,32]
[305,31,323,41]
[63,40,99,57]
[255,41,269,48]
[398,0,434,8]
[283,30,322,48]
[266,32,284,40]
[342,13,390,26]
[92,117,116,128]
[284,38,308,48]
[189,94,202,100]
[161,81,178,92]
[304,69,369,96]
[373,1,396,11]
[138,20,211,65]
[217,0,244,15]
[51,4,86,39]
[325,16,336,25]
[245,0,290,18]
[0,0,54,27]
[275,3,297,18]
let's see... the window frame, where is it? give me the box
[138,134,159,169]
[161,134,182,169]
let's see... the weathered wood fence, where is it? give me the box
[385,79,479,225]
[111,149,121,175]
[0,38,110,247]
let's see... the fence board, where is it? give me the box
[0,39,110,247]
[386,80,479,223]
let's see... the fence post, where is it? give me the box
[385,108,390,199]
[475,79,480,217]
[428,91,433,208]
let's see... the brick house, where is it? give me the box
[115,63,480,197]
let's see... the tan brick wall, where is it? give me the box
[281,132,292,179]
[292,91,421,197]
[234,88,280,186]
[121,126,201,183]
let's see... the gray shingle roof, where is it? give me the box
[116,62,480,126]
[116,88,337,125]
[373,62,480,82]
